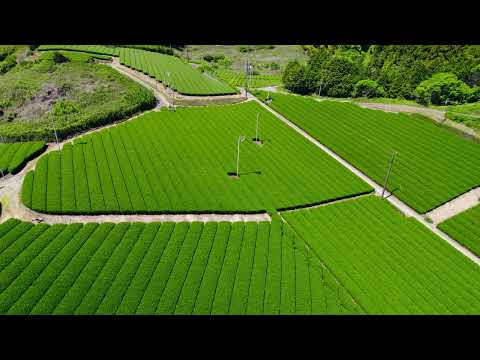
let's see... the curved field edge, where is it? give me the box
[21,101,372,215]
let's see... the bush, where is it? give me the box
[238,46,253,53]
[0,54,17,74]
[52,51,69,64]
[415,72,473,105]
[353,79,386,98]
[269,62,280,70]
[320,57,362,97]
[282,60,309,95]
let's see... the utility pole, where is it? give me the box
[382,151,398,198]
[50,116,59,150]
[255,113,260,141]
[236,135,246,177]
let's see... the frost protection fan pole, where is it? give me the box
[51,116,60,150]
[236,135,246,177]
[255,113,260,141]
[382,151,398,198]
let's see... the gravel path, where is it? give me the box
[357,102,479,140]
[250,92,480,266]
[426,187,480,224]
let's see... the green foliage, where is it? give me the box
[0,218,360,314]
[23,101,371,214]
[439,204,480,257]
[259,90,480,213]
[415,72,474,105]
[282,60,310,95]
[51,51,69,64]
[214,68,282,88]
[0,61,156,141]
[320,56,362,97]
[353,79,386,98]
[119,47,237,96]
[0,54,17,74]
[0,141,46,176]
[283,195,480,314]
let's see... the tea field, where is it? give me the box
[213,68,282,88]
[439,204,480,257]
[22,101,372,214]
[119,47,238,96]
[283,196,480,314]
[0,216,360,315]
[258,91,480,213]
[0,141,45,176]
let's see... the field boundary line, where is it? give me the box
[250,93,480,267]
[277,212,368,314]
[426,186,480,225]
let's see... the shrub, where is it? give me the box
[0,54,17,74]
[52,51,69,64]
[353,79,386,98]
[415,72,473,105]
[282,61,309,95]
[319,56,362,97]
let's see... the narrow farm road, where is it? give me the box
[249,92,480,267]
[110,57,170,109]
[357,102,480,140]
[426,187,480,224]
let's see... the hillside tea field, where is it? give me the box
[0,217,361,315]
[119,48,238,96]
[213,69,282,88]
[0,141,46,176]
[258,91,480,213]
[283,196,480,314]
[439,204,480,257]
[38,45,120,57]
[22,101,372,214]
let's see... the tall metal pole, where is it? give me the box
[236,135,246,176]
[255,113,260,141]
[382,151,398,198]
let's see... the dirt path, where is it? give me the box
[426,187,480,224]
[110,58,246,106]
[357,102,479,140]
[250,92,480,267]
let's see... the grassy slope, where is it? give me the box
[186,45,307,75]
[0,58,155,141]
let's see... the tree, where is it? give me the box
[415,72,473,105]
[282,60,309,95]
[353,79,386,98]
[320,56,361,97]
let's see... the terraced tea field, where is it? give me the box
[38,45,119,57]
[213,69,282,88]
[0,217,360,315]
[0,141,46,176]
[119,48,238,96]
[258,91,480,213]
[283,196,480,314]
[22,101,372,214]
[439,204,480,257]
